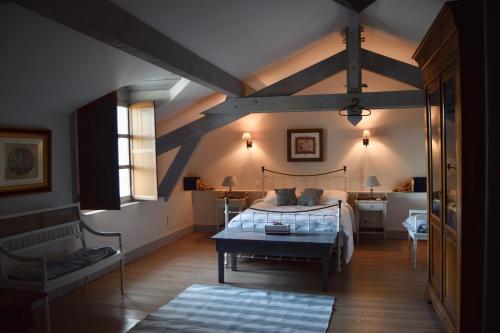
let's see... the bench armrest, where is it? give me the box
[80,221,123,250]
[0,244,48,282]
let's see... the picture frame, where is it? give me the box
[0,128,51,196]
[287,128,323,162]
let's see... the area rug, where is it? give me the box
[128,284,335,333]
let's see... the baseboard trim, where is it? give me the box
[43,225,193,301]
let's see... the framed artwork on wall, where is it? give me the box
[0,128,51,196]
[287,128,323,162]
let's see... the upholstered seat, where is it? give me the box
[9,247,117,281]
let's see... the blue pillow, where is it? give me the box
[274,188,297,206]
[298,188,324,206]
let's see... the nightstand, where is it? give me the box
[215,197,248,231]
[355,199,388,244]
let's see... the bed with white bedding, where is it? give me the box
[226,189,355,264]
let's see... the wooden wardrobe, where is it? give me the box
[413,2,485,332]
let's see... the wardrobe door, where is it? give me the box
[427,82,443,296]
[442,66,459,324]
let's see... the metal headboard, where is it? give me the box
[260,166,347,192]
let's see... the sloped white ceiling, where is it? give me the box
[111,0,444,78]
[0,3,173,114]
[0,0,445,118]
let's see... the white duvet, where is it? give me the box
[227,200,355,263]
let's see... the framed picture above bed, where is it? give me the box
[287,128,323,162]
[0,128,51,196]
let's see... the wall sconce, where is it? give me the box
[242,132,253,148]
[362,129,371,147]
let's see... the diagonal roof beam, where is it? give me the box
[361,49,423,89]
[158,137,202,201]
[156,113,247,155]
[250,50,347,97]
[333,0,376,13]
[156,49,349,154]
[14,0,246,97]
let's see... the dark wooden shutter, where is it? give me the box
[77,91,120,210]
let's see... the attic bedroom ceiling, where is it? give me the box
[1,0,444,117]
[1,0,446,200]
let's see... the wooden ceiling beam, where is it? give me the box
[156,113,246,155]
[361,49,423,89]
[203,90,425,115]
[156,49,349,154]
[250,50,347,97]
[157,137,202,200]
[156,90,424,155]
[14,0,246,97]
[345,10,363,125]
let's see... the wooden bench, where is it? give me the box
[0,204,124,333]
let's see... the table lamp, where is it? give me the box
[222,176,239,192]
[364,176,381,199]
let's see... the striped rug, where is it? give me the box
[128,284,335,333]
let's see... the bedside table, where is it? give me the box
[355,199,388,244]
[215,197,248,231]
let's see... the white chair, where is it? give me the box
[403,209,428,270]
[0,204,124,333]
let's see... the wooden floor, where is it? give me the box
[31,232,443,333]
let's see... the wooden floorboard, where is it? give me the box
[30,232,443,333]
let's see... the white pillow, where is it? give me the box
[261,190,277,205]
[319,190,348,205]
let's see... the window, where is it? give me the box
[117,106,132,200]
[117,102,158,202]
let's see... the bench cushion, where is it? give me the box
[402,215,428,234]
[9,247,117,281]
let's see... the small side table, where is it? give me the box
[215,197,248,231]
[355,199,388,244]
[0,288,48,333]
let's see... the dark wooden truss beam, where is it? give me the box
[14,0,246,97]
[250,50,347,97]
[157,137,202,199]
[157,90,424,156]
[345,10,363,125]
[361,49,423,89]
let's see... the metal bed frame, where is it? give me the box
[222,166,348,271]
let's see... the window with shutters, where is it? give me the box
[117,102,158,202]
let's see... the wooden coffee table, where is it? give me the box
[212,230,339,291]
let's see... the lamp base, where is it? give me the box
[370,188,374,199]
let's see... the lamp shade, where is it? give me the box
[364,176,381,188]
[362,129,371,137]
[222,176,239,188]
[241,132,252,140]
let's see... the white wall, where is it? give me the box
[82,196,192,252]
[185,108,426,193]
[0,111,75,215]
[0,105,193,253]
